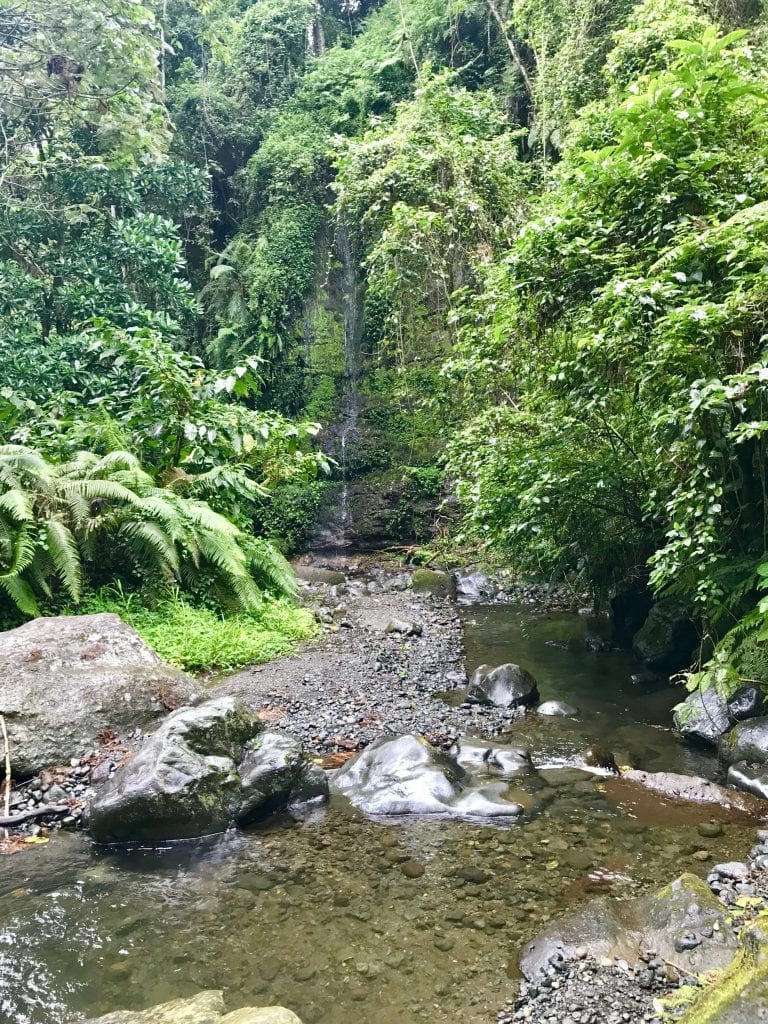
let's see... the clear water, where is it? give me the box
[0,607,755,1024]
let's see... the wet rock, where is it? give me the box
[520,873,737,982]
[238,731,326,825]
[455,572,494,604]
[75,991,303,1024]
[727,685,767,723]
[451,739,532,777]
[0,613,200,777]
[604,769,768,822]
[583,747,618,773]
[467,663,539,709]
[400,860,425,878]
[673,687,731,746]
[727,761,768,801]
[720,717,768,766]
[632,599,698,673]
[88,699,327,843]
[410,568,455,599]
[537,701,579,717]
[698,821,724,838]
[331,734,524,819]
[294,565,346,586]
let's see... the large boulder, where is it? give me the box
[727,685,767,723]
[720,717,768,766]
[455,572,494,604]
[332,734,524,819]
[0,613,200,776]
[673,686,731,746]
[632,599,698,673]
[728,761,768,801]
[88,699,326,843]
[410,568,456,599]
[467,663,539,708]
[74,991,302,1024]
[520,874,738,982]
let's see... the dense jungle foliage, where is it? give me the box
[2,0,768,689]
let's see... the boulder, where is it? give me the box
[720,717,768,766]
[467,663,539,708]
[728,761,768,801]
[537,700,579,717]
[451,739,532,777]
[88,699,326,843]
[632,599,698,673]
[332,734,524,819]
[727,684,767,723]
[293,565,345,586]
[410,568,455,599]
[75,991,302,1024]
[673,687,731,746]
[0,613,200,777]
[520,873,738,982]
[237,731,327,824]
[455,572,494,604]
[384,618,423,637]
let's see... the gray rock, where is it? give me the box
[721,717,768,766]
[331,734,523,819]
[451,739,531,777]
[455,573,493,604]
[673,687,731,745]
[88,699,328,843]
[74,990,303,1024]
[537,700,579,717]
[520,874,737,982]
[0,613,200,776]
[727,685,767,723]
[466,663,539,708]
[632,599,698,673]
[728,761,768,801]
[384,619,422,637]
[293,565,346,586]
[604,769,768,821]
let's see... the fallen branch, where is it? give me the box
[0,803,70,828]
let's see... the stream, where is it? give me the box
[0,603,755,1024]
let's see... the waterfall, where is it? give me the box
[335,218,362,548]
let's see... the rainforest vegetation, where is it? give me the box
[2,0,768,690]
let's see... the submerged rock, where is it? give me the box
[520,873,738,982]
[75,990,303,1024]
[720,717,768,766]
[604,769,768,822]
[673,687,731,746]
[632,599,698,673]
[331,734,524,819]
[0,613,200,776]
[88,699,326,843]
[466,663,539,708]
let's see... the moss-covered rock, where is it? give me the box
[411,567,456,598]
[632,598,699,672]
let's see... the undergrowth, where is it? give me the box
[74,587,318,672]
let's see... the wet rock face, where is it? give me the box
[632,599,698,673]
[727,685,767,723]
[0,613,200,777]
[75,990,303,1024]
[331,734,524,819]
[520,873,738,982]
[720,717,768,766]
[88,699,327,843]
[467,663,539,709]
[673,687,731,746]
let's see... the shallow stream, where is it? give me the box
[0,606,755,1024]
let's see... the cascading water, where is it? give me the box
[313,219,364,551]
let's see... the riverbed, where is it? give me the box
[0,600,755,1024]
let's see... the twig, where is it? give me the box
[0,804,70,828]
[0,714,10,840]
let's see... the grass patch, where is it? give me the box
[75,587,318,672]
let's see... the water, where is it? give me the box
[0,606,756,1024]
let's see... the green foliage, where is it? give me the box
[253,481,327,553]
[0,446,269,616]
[77,586,318,671]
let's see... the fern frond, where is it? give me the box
[0,574,39,616]
[44,518,83,602]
